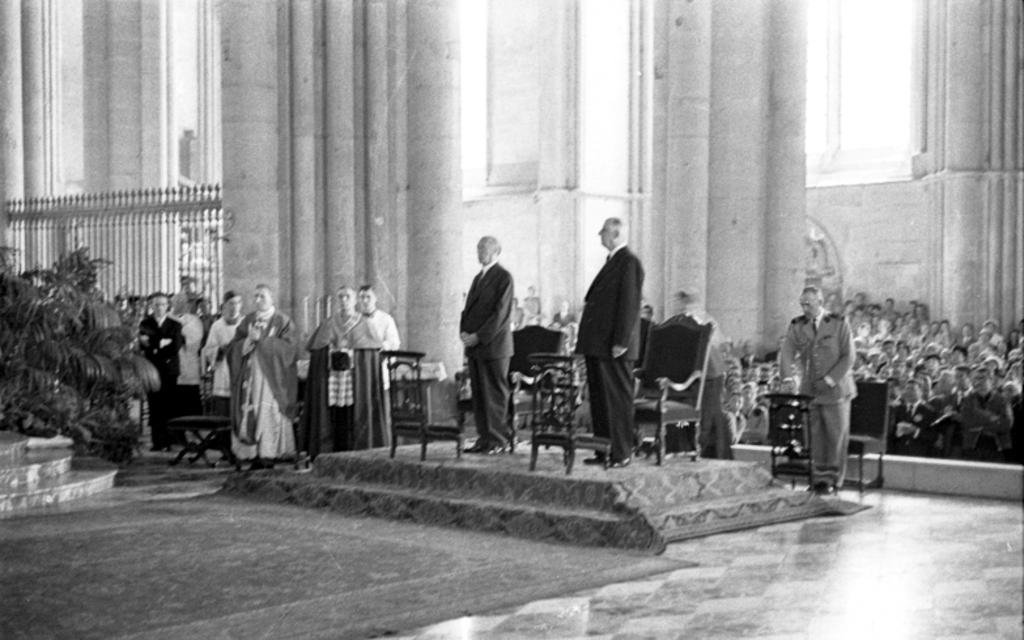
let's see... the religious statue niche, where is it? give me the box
[804,219,843,312]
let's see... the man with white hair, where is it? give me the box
[575,217,645,468]
[460,236,515,454]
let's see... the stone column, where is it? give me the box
[21,0,44,197]
[406,0,463,373]
[220,0,283,295]
[707,0,770,345]
[107,0,142,189]
[1,0,25,239]
[323,0,358,290]
[82,0,110,192]
[288,0,321,337]
[761,0,808,343]
[648,0,711,317]
[535,0,576,320]
[932,0,1022,329]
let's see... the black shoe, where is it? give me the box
[465,442,492,454]
[582,455,607,466]
[609,457,632,469]
[811,482,833,495]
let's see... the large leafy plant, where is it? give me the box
[0,247,160,462]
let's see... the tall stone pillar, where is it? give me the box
[649,0,712,317]
[21,0,45,197]
[288,0,322,337]
[82,0,110,192]
[931,0,1022,329]
[761,0,808,343]
[1,0,25,240]
[406,0,463,373]
[707,0,770,345]
[323,0,358,290]
[220,0,283,296]
[535,0,577,320]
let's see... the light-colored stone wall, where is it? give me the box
[806,180,931,309]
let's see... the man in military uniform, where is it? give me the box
[779,285,856,494]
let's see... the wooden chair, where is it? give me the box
[527,354,596,474]
[632,319,713,465]
[455,326,564,452]
[383,350,463,461]
[765,393,814,488]
[847,380,890,493]
[508,326,565,450]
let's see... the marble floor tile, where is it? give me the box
[400,491,1022,640]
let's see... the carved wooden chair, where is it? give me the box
[527,354,597,474]
[383,350,463,461]
[455,326,564,452]
[632,319,713,464]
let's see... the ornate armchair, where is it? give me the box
[632,319,713,464]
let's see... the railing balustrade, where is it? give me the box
[5,185,224,305]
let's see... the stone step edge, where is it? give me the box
[0,469,118,516]
[0,432,30,463]
[0,451,73,491]
[222,472,665,553]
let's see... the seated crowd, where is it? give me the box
[716,293,1023,465]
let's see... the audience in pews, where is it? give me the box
[717,292,1021,465]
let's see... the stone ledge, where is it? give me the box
[733,445,1024,501]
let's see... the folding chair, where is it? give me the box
[166,371,234,467]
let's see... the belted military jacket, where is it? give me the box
[779,313,857,405]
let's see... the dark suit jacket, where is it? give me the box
[139,315,184,380]
[889,400,940,453]
[575,246,645,360]
[460,263,514,361]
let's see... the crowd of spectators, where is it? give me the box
[716,294,1022,465]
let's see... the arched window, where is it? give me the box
[806,0,914,185]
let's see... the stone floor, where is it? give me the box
[11,449,1024,640]
[396,491,1023,640]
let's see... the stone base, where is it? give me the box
[222,446,861,553]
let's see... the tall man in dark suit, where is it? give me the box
[139,292,184,451]
[576,218,645,468]
[780,285,856,494]
[460,236,515,454]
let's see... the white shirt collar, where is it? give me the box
[608,244,627,259]
[480,260,498,276]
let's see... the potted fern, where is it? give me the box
[0,247,160,462]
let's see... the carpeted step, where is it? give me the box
[0,449,73,493]
[312,447,778,513]
[0,469,118,517]
[222,471,666,553]
[642,487,845,542]
[0,431,29,464]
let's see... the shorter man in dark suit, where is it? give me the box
[139,293,184,451]
[575,217,645,468]
[460,236,515,454]
[889,379,941,457]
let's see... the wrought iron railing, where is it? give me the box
[6,185,224,305]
